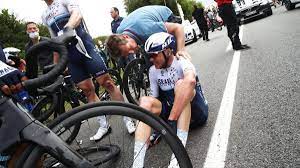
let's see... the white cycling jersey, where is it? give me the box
[42,0,93,59]
[149,57,196,97]
[0,61,16,77]
[42,0,80,36]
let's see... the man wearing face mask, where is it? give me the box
[25,22,59,79]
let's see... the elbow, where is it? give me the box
[184,71,196,87]
[185,76,196,87]
[189,77,196,87]
[176,24,184,33]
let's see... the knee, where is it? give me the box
[102,79,115,92]
[139,96,160,115]
[79,83,95,98]
[97,75,115,92]
[139,96,154,110]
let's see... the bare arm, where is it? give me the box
[165,22,185,52]
[165,22,191,60]
[169,70,196,120]
[64,9,82,29]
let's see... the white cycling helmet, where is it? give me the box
[144,32,176,54]
[3,47,21,60]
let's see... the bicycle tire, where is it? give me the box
[60,92,84,144]
[15,94,83,167]
[31,95,57,122]
[123,58,150,105]
[24,102,192,168]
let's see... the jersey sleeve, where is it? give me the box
[179,58,196,75]
[149,66,159,98]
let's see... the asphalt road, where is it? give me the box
[185,5,300,168]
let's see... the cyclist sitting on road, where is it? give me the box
[42,0,135,141]
[132,32,208,168]
[106,5,190,61]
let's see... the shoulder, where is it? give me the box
[177,58,196,72]
[177,57,193,65]
[149,65,156,74]
[25,41,32,51]
[149,65,160,76]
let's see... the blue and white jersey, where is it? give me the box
[42,0,83,36]
[0,61,17,78]
[149,58,196,98]
[41,0,97,61]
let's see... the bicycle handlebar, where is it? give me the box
[23,28,76,90]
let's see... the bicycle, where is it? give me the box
[31,51,123,124]
[0,29,192,167]
[123,50,151,105]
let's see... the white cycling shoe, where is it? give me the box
[126,120,136,134]
[89,126,111,141]
[168,157,180,168]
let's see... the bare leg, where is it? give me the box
[133,96,161,168]
[95,73,135,134]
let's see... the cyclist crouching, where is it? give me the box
[133,32,208,168]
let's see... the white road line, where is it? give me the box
[203,25,244,168]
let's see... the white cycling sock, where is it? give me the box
[169,129,188,166]
[123,116,132,124]
[97,116,108,128]
[132,140,147,168]
[177,129,188,147]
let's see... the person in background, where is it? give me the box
[192,5,209,41]
[110,7,123,34]
[110,7,133,69]
[25,22,59,79]
[207,9,215,32]
[215,0,250,50]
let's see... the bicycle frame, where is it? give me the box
[0,29,95,167]
[0,97,93,167]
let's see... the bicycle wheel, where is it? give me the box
[123,58,150,105]
[24,102,192,168]
[31,95,57,123]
